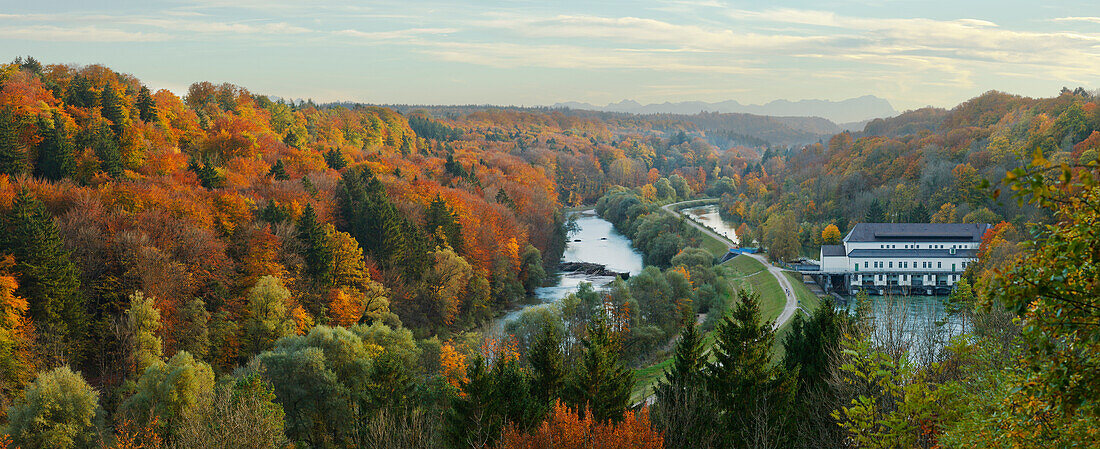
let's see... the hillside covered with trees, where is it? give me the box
[0,56,1097,448]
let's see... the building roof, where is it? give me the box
[847,249,978,259]
[821,245,846,256]
[843,223,990,243]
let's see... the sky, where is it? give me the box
[1,0,1098,111]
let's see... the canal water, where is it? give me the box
[682,204,740,245]
[679,203,964,363]
[492,210,643,332]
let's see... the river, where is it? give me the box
[682,204,740,245]
[491,210,644,332]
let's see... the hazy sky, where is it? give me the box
[2,0,1098,111]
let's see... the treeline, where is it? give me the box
[715,88,1100,262]
[595,186,701,267]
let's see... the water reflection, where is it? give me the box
[493,210,643,332]
[682,204,740,244]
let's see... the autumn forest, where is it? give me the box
[0,55,1097,449]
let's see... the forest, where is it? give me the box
[0,56,1097,448]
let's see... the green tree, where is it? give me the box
[254,324,420,447]
[269,159,290,181]
[424,195,463,254]
[243,276,296,355]
[64,75,96,109]
[338,167,427,276]
[865,198,886,223]
[34,112,75,181]
[171,372,288,449]
[518,244,545,296]
[653,322,719,449]
[446,355,539,449]
[706,290,796,449]
[324,148,347,170]
[5,366,103,449]
[528,322,564,413]
[135,85,157,123]
[175,298,211,361]
[563,316,633,423]
[125,291,163,375]
[119,351,215,438]
[90,122,123,178]
[99,84,128,138]
[0,108,28,177]
[0,189,86,358]
[295,203,332,285]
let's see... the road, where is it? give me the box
[661,199,798,330]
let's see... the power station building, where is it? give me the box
[817,223,990,295]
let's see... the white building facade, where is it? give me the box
[818,223,990,295]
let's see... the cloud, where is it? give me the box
[418,41,762,74]
[127,18,313,34]
[1052,16,1100,24]
[0,25,169,42]
[336,28,458,41]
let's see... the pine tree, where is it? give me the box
[282,130,301,148]
[425,194,463,253]
[91,123,124,178]
[865,198,886,223]
[563,316,633,423]
[99,84,128,138]
[0,189,86,358]
[296,204,332,284]
[323,148,347,170]
[705,290,796,449]
[64,75,96,109]
[34,112,75,181]
[910,202,930,223]
[136,85,157,123]
[0,108,28,177]
[653,322,719,449]
[338,167,427,277]
[188,157,223,189]
[268,159,289,181]
[529,323,565,413]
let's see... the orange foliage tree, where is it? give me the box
[496,401,663,449]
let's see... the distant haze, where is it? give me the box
[554,95,898,124]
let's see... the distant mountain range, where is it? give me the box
[552,95,898,125]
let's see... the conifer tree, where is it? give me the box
[64,75,96,109]
[324,148,347,170]
[653,322,719,449]
[34,112,75,181]
[268,159,290,181]
[705,290,796,449]
[0,108,28,177]
[136,85,157,122]
[0,189,86,357]
[865,198,886,223]
[563,316,633,423]
[425,194,463,253]
[99,84,127,138]
[295,204,333,284]
[90,123,123,178]
[529,323,565,412]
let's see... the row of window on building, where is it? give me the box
[880,243,975,249]
[860,260,969,270]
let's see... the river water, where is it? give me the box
[491,210,644,332]
[678,203,963,362]
[682,204,740,245]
